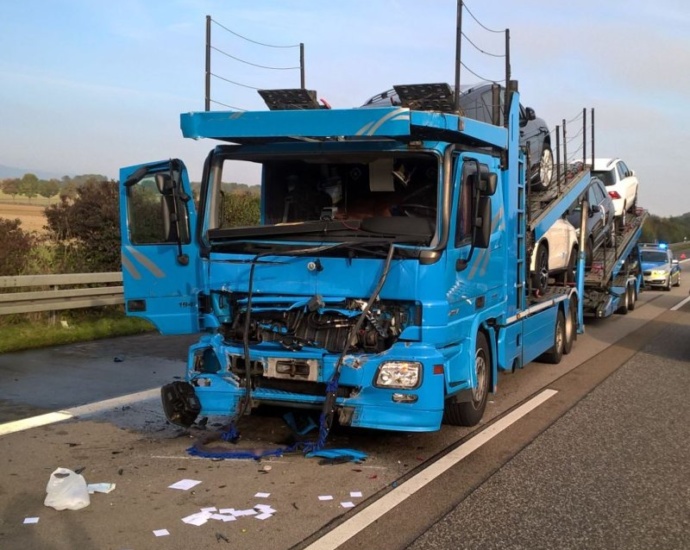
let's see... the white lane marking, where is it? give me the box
[671,295,690,311]
[0,411,74,436]
[0,388,159,437]
[305,389,558,550]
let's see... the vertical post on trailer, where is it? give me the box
[591,108,595,168]
[582,108,587,167]
[205,15,211,111]
[300,43,305,89]
[577,198,588,334]
[454,0,462,113]
[504,28,511,128]
[555,125,561,192]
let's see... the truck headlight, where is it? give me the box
[375,361,422,389]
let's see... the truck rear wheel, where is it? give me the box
[627,284,637,311]
[443,332,490,427]
[563,298,577,355]
[539,310,565,364]
[616,285,630,315]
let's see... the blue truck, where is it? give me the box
[119,83,620,434]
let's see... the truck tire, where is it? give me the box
[539,310,565,364]
[443,331,490,427]
[627,284,637,311]
[616,284,630,315]
[563,298,577,355]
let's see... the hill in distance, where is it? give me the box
[0,164,70,180]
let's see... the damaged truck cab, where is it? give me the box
[120,84,579,432]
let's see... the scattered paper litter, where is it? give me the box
[232,509,257,517]
[182,512,211,526]
[350,491,363,498]
[255,512,273,520]
[168,479,202,491]
[87,483,116,494]
[211,513,236,522]
[219,508,235,514]
[23,517,39,524]
[318,495,334,501]
[254,504,276,513]
[200,506,217,513]
[254,492,270,498]
[153,529,170,537]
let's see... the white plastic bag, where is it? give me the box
[44,468,90,511]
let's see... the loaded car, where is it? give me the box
[566,176,616,266]
[362,83,553,191]
[640,243,680,290]
[591,158,639,230]
[530,217,579,295]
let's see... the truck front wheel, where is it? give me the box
[443,332,490,427]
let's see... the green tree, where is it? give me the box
[39,179,61,201]
[18,173,40,201]
[1,178,20,200]
[221,192,261,227]
[44,180,120,272]
[0,218,34,275]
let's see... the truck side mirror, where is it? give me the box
[525,107,536,121]
[478,173,497,196]
[474,197,492,249]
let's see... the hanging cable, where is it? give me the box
[211,72,261,90]
[460,62,504,84]
[463,2,505,33]
[209,98,246,111]
[211,18,300,48]
[211,46,300,70]
[461,31,505,58]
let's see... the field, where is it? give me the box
[0,201,49,233]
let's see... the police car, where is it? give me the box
[639,243,681,290]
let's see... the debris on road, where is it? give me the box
[44,467,90,511]
[168,478,202,490]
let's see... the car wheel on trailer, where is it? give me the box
[443,331,490,427]
[664,277,671,291]
[531,244,549,295]
[674,273,680,287]
[532,145,554,192]
[539,309,565,364]
[563,297,577,355]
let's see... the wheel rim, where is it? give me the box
[540,148,554,186]
[471,348,488,407]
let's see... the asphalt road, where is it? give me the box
[0,284,689,550]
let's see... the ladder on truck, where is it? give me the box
[584,208,648,288]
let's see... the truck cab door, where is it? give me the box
[119,159,201,335]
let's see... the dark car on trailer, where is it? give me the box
[362,82,554,191]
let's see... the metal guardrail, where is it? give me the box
[0,272,123,315]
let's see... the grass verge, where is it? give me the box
[0,312,155,354]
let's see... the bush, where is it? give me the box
[0,218,34,275]
[44,180,121,272]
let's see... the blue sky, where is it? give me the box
[1,0,688,216]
